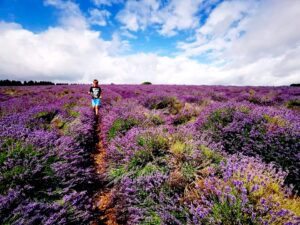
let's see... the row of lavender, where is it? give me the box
[0,84,299,224]
[0,86,100,224]
[100,85,300,224]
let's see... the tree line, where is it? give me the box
[0,79,70,86]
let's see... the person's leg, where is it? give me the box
[92,99,96,114]
[95,105,99,115]
[95,98,100,115]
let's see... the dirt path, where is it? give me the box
[91,118,118,225]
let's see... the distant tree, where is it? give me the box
[0,79,55,86]
[27,80,35,86]
[290,83,300,87]
[39,81,55,85]
[55,83,69,85]
[0,79,22,86]
[142,81,152,85]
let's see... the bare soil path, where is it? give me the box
[91,118,118,225]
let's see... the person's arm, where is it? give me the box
[88,87,92,95]
[99,87,102,99]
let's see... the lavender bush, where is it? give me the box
[0,85,99,224]
[194,102,300,191]
[99,85,299,224]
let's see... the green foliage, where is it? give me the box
[34,110,58,123]
[210,198,253,225]
[2,165,26,181]
[137,136,146,146]
[69,110,80,118]
[0,139,60,198]
[0,139,40,166]
[63,102,76,110]
[142,81,152,85]
[170,141,193,156]
[150,96,183,114]
[136,134,169,154]
[144,135,169,157]
[149,114,164,125]
[30,110,59,130]
[128,150,154,170]
[50,115,68,130]
[108,165,126,183]
[203,108,235,130]
[200,145,223,164]
[170,141,186,155]
[63,102,81,117]
[173,114,193,125]
[137,163,161,177]
[290,83,300,87]
[263,114,286,127]
[181,162,197,181]
[0,139,38,193]
[285,99,300,109]
[140,211,162,225]
[108,117,139,140]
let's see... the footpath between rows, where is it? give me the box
[91,117,118,225]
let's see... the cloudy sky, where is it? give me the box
[0,0,299,85]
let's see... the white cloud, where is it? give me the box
[88,8,111,26]
[92,0,123,6]
[0,20,210,84]
[222,0,300,85]
[176,0,300,84]
[156,0,203,36]
[120,29,137,39]
[0,0,299,85]
[177,0,255,57]
[44,0,88,29]
[228,0,300,64]
[1,19,298,86]
[198,1,250,37]
[116,0,203,36]
[0,22,112,82]
[116,0,160,32]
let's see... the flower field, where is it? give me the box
[0,85,299,225]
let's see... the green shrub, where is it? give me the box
[69,110,80,117]
[150,114,164,125]
[203,108,235,131]
[181,162,197,181]
[108,117,139,140]
[286,99,300,109]
[150,96,183,114]
[173,114,192,125]
[140,211,162,225]
[108,165,126,184]
[144,135,169,157]
[142,81,152,85]
[34,110,58,123]
[128,150,153,170]
[137,162,161,177]
[200,145,223,164]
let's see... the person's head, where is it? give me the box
[93,79,98,87]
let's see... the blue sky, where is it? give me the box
[0,0,299,85]
[0,0,207,56]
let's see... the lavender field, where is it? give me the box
[0,84,299,225]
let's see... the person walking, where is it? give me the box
[88,79,102,115]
